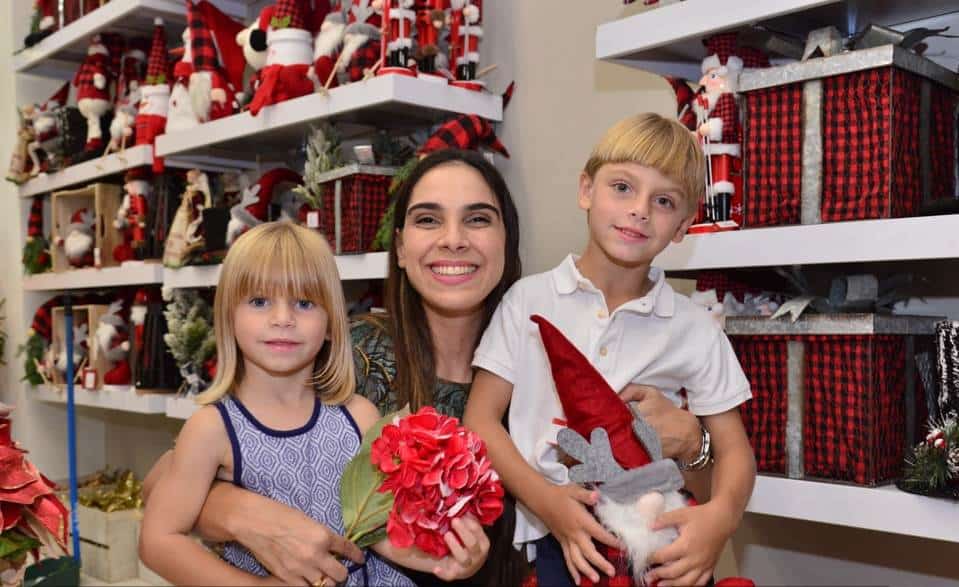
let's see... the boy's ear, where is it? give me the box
[577,172,594,211]
[672,205,697,243]
[394,229,406,268]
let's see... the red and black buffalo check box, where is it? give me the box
[740,45,959,227]
[728,314,939,486]
[309,164,395,254]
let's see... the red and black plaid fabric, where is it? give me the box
[274,0,308,29]
[188,0,218,72]
[803,335,906,484]
[930,83,958,200]
[101,32,126,80]
[578,544,633,587]
[72,51,105,90]
[695,271,758,303]
[346,39,380,82]
[31,297,62,342]
[319,173,391,253]
[820,69,892,221]
[743,83,803,226]
[889,70,922,218]
[702,33,738,64]
[420,114,510,158]
[146,19,169,85]
[732,337,788,475]
[28,196,45,238]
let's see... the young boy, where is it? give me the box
[464,113,756,587]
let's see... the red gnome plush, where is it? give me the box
[532,315,754,587]
[250,0,317,115]
[96,300,132,385]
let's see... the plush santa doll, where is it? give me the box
[533,315,755,587]
[136,18,171,173]
[690,34,745,232]
[450,0,483,89]
[310,4,347,89]
[378,0,416,75]
[413,0,447,75]
[73,34,114,156]
[108,37,149,153]
[250,0,317,116]
[96,300,132,385]
[56,208,96,268]
[186,0,246,124]
[338,0,383,82]
[226,167,303,245]
[235,5,274,105]
[113,167,152,262]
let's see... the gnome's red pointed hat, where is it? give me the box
[145,17,170,85]
[531,314,652,470]
[188,0,246,91]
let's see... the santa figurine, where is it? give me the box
[235,5,274,105]
[226,167,303,245]
[96,300,132,386]
[107,36,149,154]
[249,0,317,116]
[377,0,416,76]
[450,0,484,90]
[73,34,114,157]
[337,0,383,83]
[310,3,347,89]
[56,208,96,268]
[113,167,152,262]
[689,33,745,233]
[413,0,447,76]
[135,18,171,173]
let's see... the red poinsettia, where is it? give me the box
[0,403,69,575]
[341,407,503,559]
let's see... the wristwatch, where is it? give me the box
[677,425,712,471]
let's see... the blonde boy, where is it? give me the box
[465,113,756,587]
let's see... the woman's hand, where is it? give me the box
[535,483,620,585]
[619,384,701,462]
[432,516,491,581]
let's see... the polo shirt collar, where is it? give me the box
[551,254,675,317]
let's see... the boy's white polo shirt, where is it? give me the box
[472,254,751,551]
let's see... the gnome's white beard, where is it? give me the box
[595,490,688,583]
[167,82,199,132]
[189,71,213,122]
[65,230,94,262]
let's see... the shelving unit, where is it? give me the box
[595,0,959,79]
[34,384,168,415]
[163,252,389,288]
[23,262,165,291]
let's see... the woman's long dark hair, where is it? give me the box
[385,149,522,412]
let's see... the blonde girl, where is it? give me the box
[140,222,489,587]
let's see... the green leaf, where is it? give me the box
[271,14,292,29]
[353,525,388,550]
[0,530,40,559]
[340,407,409,544]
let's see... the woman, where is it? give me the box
[143,150,707,586]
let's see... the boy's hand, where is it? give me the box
[432,516,490,581]
[619,384,701,462]
[645,501,736,587]
[538,483,620,585]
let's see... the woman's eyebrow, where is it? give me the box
[466,203,501,217]
[407,202,501,217]
[407,202,441,216]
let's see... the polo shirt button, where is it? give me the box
[599,346,608,357]
[597,310,607,319]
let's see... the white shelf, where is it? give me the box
[165,396,199,420]
[595,0,959,79]
[163,252,389,288]
[155,74,503,161]
[34,384,169,415]
[23,261,164,291]
[747,475,959,543]
[657,215,959,271]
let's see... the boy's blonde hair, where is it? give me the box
[583,113,706,214]
[195,221,355,406]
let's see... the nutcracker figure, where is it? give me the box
[377,0,417,76]
[113,167,152,262]
[413,0,447,75]
[73,34,114,157]
[450,0,483,90]
[136,18,171,172]
[689,34,745,233]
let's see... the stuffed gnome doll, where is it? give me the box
[532,315,753,587]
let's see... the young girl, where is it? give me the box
[140,222,490,587]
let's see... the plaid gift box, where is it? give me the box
[741,45,959,227]
[728,314,939,485]
[310,164,395,254]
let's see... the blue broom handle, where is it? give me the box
[64,297,81,564]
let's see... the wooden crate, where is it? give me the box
[51,304,110,389]
[76,504,141,584]
[51,183,123,272]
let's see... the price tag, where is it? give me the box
[307,211,320,229]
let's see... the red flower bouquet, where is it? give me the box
[341,407,503,557]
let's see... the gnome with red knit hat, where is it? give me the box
[73,33,114,156]
[136,18,171,172]
[337,0,383,83]
[226,167,303,245]
[186,0,246,123]
[56,208,96,268]
[96,300,132,386]
[249,0,317,116]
